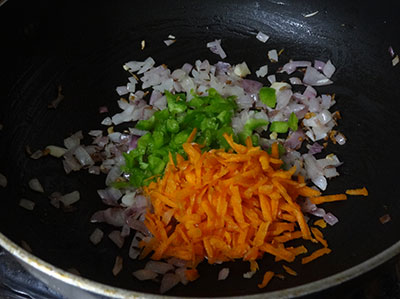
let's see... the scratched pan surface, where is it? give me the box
[0,0,400,297]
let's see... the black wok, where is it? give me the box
[0,0,400,297]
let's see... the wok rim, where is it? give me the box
[1,232,399,298]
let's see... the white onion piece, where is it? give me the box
[112,256,123,276]
[243,271,256,279]
[289,77,302,85]
[97,187,122,206]
[206,39,227,59]
[314,60,325,71]
[45,145,67,158]
[116,86,129,96]
[268,49,278,62]
[324,212,339,226]
[89,228,104,245]
[74,146,94,166]
[281,60,311,74]
[160,273,180,294]
[0,173,7,188]
[267,74,276,84]
[255,65,268,78]
[121,192,136,207]
[101,117,112,126]
[108,230,125,248]
[234,62,251,77]
[19,199,35,210]
[256,31,270,43]
[106,165,123,186]
[309,207,326,217]
[121,224,130,237]
[28,178,44,193]
[30,150,44,160]
[312,175,327,191]
[124,61,145,72]
[164,39,176,46]
[145,261,174,275]
[128,128,147,137]
[91,208,125,226]
[60,191,80,206]
[137,57,155,74]
[167,257,187,268]
[175,267,189,285]
[303,66,333,86]
[133,269,158,281]
[335,133,346,145]
[88,166,101,175]
[218,268,230,280]
[322,60,336,78]
[393,55,399,66]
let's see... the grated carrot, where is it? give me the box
[314,219,327,229]
[301,247,332,264]
[345,187,368,196]
[282,265,297,276]
[310,194,347,205]
[140,131,340,287]
[258,271,275,288]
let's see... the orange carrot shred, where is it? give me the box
[282,265,297,276]
[258,271,275,289]
[301,247,332,264]
[139,134,348,285]
[310,194,347,205]
[345,187,368,196]
[314,219,327,229]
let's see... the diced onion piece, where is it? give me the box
[289,77,302,85]
[60,191,80,206]
[234,62,251,77]
[268,49,278,62]
[256,31,270,43]
[164,39,176,46]
[218,268,230,280]
[267,74,276,84]
[101,117,112,126]
[133,269,158,281]
[108,230,125,248]
[30,149,44,160]
[206,39,227,59]
[19,199,35,210]
[243,271,256,279]
[28,178,44,193]
[116,86,129,96]
[112,256,123,276]
[303,66,333,86]
[322,60,336,78]
[0,173,8,188]
[45,145,67,158]
[255,65,269,78]
[89,228,104,245]
[160,273,180,294]
[392,55,399,66]
[175,267,189,285]
[324,212,339,226]
[145,261,174,274]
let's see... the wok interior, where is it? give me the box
[0,0,400,296]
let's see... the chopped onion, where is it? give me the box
[314,60,325,71]
[392,55,399,66]
[289,77,302,85]
[303,66,333,86]
[133,269,158,281]
[19,199,35,210]
[324,212,339,226]
[60,191,80,206]
[30,149,44,160]
[218,268,230,280]
[116,86,129,96]
[175,267,189,285]
[234,62,251,77]
[308,142,324,155]
[268,49,278,62]
[267,74,276,84]
[108,230,125,248]
[45,145,67,158]
[89,228,104,245]
[0,173,7,188]
[388,46,395,57]
[281,60,311,74]
[335,132,346,145]
[255,65,269,78]
[112,256,123,276]
[160,273,180,294]
[322,60,336,78]
[243,271,256,279]
[164,39,176,46]
[206,39,227,59]
[101,117,112,126]
[256,31,270,43]
[145,261,174,274]
[74,146,94,166]
[91,207,125,226]
[28,178,44,193]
